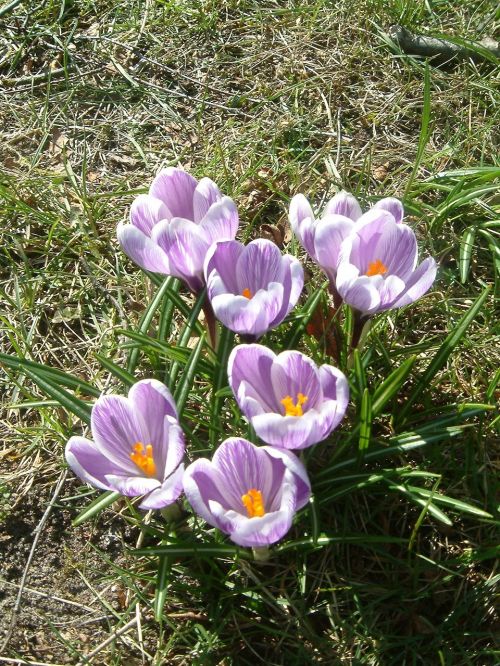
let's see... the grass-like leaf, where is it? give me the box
[0,352,100,397]
[95,352,136,387]
[397,286,491,423]
[72,490,121,527]
[23,368,92,424]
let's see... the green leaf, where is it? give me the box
[0,352,100,397]
[133,542,249,558]
[397,286,491,423]
[127,276,177,375]
[459,226,476,283]
[174,333,206,415]
[95,353,136,387]
[385,481,452,526]
[154,555,171,622]
[276,534,406,554]
[371,355,416,416]
[408,487,493,518]
[169,288,210,386]
[209,326,235,447]
[358,388,372,455]
[23,368,92,424]
[283,284,326,350]
[404,62,431,198]
[72,491,121,527]
[118,329,213,376]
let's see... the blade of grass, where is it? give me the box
[72,491,122,527]
[396,286,491,424]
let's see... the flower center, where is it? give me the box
[281,392,308,417]
[242,288,252,299]
[241,488,265,518]
[130,442,157,477]
[366,259,388,277]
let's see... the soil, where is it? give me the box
[0,477,151,665]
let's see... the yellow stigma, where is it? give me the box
[366,259,388,277]
[242,287,252,299]
[281,392,308,417]
[130,442,157,477]
[241,488,265,518]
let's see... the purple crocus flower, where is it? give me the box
[203,239,304,339]
[118,167,239,292]
[289,190,404,291]
[335,212,437,315]
[183,438,311,547]
[65,379,185,510]
[228,344,349,450]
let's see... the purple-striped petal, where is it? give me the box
[372,197,404,224]
[193,177,223,222]
[314,214,356,281]
[152,217,209,285]
[391,257,437,309]
[65,436,124,491]
[130,194,171,235]
[324,191,363,221]
[117,223,171,274]
[289,194,317,258]
[91,395,146,474]
[139,464,185,509]
[149,168,197,219]
[199,196,239,245]
[104,474,161,496]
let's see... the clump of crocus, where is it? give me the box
[228,345,349,450]
[183,438,311,548]
[65,380,185,509]
[203,239,303,340]
[335,211,437,316]
[118,167,239,293]
[289,191,404,300]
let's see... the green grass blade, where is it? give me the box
[173,333,206,416]
[0,352,100,397]
[134,542,248,558]
[127,276,176,375]
[23,368,92,424]
[283,284,326,350]
[209,326,235,447]
[154,555,171,622]
[386,481,452,526]
[358,388,372,457]
[404,62,431,198]
[169,288,209,386]
[95,353,136,387]
[72,491,121,527]
[459,226,476,284]
[397,286,491,423]
[371,355,416,416]
[408,487,493,518]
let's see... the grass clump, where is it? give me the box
[0,1,498,664]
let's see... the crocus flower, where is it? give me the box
[183,438,311,547]
[289,190,404,290]
[204,239,304,339]
[65,379,185,510]
[335,211,437,315]
[228,344,349,450]
[118,167,239,292]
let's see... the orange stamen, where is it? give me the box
[242,288,252,299]
[366,259,388,277]
[130,442,157,477]
[241,488,265,518]
[281,392,308,417]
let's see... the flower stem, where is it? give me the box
[160,502,183,524]
[252,546,271,562]
[350,311,371,352]
[201,297,218,351]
